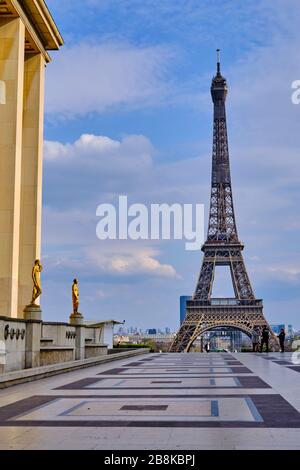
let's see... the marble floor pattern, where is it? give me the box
[0,352,300,449]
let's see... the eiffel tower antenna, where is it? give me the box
[216,48,221,74]
[169,54,279,353]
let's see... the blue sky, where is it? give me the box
[42,0,300,330]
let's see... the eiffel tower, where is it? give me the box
[170,51,278,352]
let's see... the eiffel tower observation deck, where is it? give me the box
[170,51,278,352]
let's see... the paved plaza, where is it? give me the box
[0,352,300,449]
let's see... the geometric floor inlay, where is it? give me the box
[0,393,299,427]
[12,397,263,422]
[56,375,270,390]
[1,352,300,432]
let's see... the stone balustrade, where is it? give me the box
[0,316,108,373]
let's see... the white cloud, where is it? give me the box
[45,42,172,116]
[43,133,155,209]
[261,265,300,284]
[43,140,69,160]
[44,133,153,173]
[42,236,178,281]
[86,244,178,279]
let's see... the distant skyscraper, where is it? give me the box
[147,328,157,335]
[180,296,192,324]
[270,324,295,338]
[287,325,294,338]
[271,324,285,335]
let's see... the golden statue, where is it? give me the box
[72,278,79,314]
[31,259,42,305]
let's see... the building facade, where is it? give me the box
[0,1,63,317]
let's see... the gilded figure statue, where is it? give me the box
[31,259,42,305]
[72,278,79,314]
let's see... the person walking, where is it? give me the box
[260,326,270,353]
[278,328,285,353]
[251,327,260,352]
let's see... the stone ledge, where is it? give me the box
[0,348,150,389]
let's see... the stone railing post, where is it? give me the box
[74,325,85,360]
[25,319,41,368]
[69,313,85,360]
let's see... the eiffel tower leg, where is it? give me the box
[230,252,254,299]
[169,320,199,352]
[185,321,206,352]
[194,259,215,300]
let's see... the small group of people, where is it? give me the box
[252,325,285,353]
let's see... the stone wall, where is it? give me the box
[40,348,74,366]
[0,317,27,372]
[85,345,108,359]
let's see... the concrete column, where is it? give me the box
[74,325,85,360]
[0,18,25,317]
[18,53,45,315]
[25,319,41,368]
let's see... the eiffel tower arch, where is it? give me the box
[170,51,279,352]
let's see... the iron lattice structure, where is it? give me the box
[170,55,278,352]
